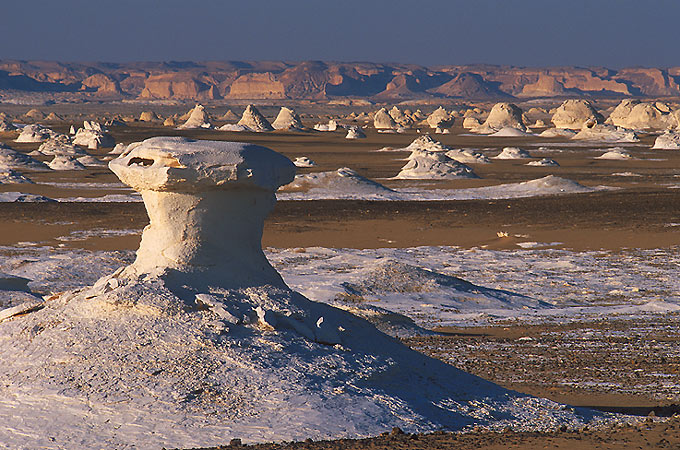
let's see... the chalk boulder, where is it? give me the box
[551,100,604,129]
[652,130,680,150]
[178,104,212,129]
[272,107,304,130]
[396,150,478,179]
[237,104,273,132]
[373,108,398,129]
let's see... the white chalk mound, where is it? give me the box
[238,104,273,132]
[73,121,115,149]
[539,128,577,138]
[474,102,526,133]
[345,126,366,139]
[652,130,680,150]
[272,107,303,130]
[281,167,398,200]
[526,158,559,167]
[37,135,85,156]
[493,147,533,159]
[314,119,339,132]
[572,122,639,143]
[445,149,490,164]
[0,144,49,171]
[293,156,317,167]
[606,100,677,130]
[15,124,54,143]
[551,100,603,129]
[426,106,454,129]
[0,168,33,184]
[218,123,251,132]
[488,127,532,137]
[178,104,212,129]
[373,108,397,129]
[48,155,87,171]
[396,150,478,179]
[0,137,604,448]
[596,149,632,160]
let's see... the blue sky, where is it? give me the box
[3,0,678,68]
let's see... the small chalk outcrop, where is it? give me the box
[426,106,454,129]
[373,108,398,129]
[551,100,604,129]
[526,158,559,167]
[596,149,632,160]
[445,149,490,164]
[218,124,251,132]
[178,104,212,129]
[489,127,532,137]
[236,104,273,132]
[293,156,317,167]
[539,128,577,138]
[219,109,239,122]
[281,167,398,200]
[462,116,482,129]
[272,107,303,130]
[313,119,338,132]
[76,155,106,167]
[652,130,680,150]
[0,144,49,171]
[405,134,450,152]
[572,122,639,143]
[493,147,533,159]
[48,155,87,171]
[16,124,54,143]
[474,103,525,133]
[73,121,115,149]
[389,106,414,128]
[396,150,478,179]
[37,135,85,156]
[139,111,160,122]
[345,126,366,139]
[0,168,33,184]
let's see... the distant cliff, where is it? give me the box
[0,60,678,101]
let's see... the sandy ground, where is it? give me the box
[3,121,680,448]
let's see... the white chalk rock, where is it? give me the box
[0,144,49,171]
[314,119,339,132]
[652,130,680,149]
[596,149,632,160]
[218,123,251,132]
[272,107,303,130]
[237,104,273,132]
[474,102,526,133]
[493,147,533,159]
[572,122,639,143]
[551,100,604,129]
[539,128,577,138]
[178,104,212,129]
[48,155,86,171]
[373,108,397,129]
[37,135,84,156]
[15,124,53,143]
[0,168,33,184]
[73,122,115,149]
[526,158,560,167]
[396,150,478,179]
[607,100,676,130]
[345,126,366,139]
[293,156,317,167]
[462,116,482,129]
[426,106,454,129]
[445,149,490,164]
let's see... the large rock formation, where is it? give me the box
[81,73,122,96]
[475,102,526,132]
[551,100,604,129]
[372,107,397,129]
[606,100,677,130]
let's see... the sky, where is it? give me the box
[2,0,678,68]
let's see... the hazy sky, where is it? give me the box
[3,0,678,68]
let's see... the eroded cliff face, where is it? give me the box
[0,60,678,101]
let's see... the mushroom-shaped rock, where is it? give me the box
[551,100,604,129]
[109,137,295,285]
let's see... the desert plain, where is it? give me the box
[2,97,680,449]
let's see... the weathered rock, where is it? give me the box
[551,100,604,129]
